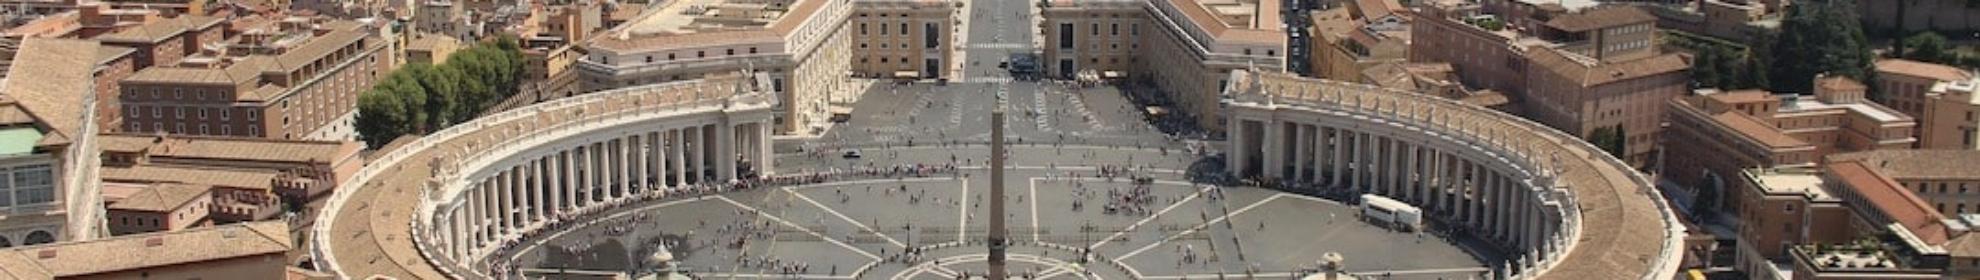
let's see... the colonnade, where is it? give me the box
[1227,116,1560,262]
[1216,70,1633,279]
[435,119,774,261]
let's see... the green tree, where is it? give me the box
[1691,47,1725,88]
[1768,0,1877,94]
[1901,31,1953,64]
[1588,126,1627,158]
[354,35,528,146]
[355,90,409,148]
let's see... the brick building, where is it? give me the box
[1410,1,1688,165]
[118,17,388,141]
[1662,79,1916,218]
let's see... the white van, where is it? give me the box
[1360,194,1422,232]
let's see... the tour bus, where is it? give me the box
[1360,194,1423,231]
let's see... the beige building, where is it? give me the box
[579,0,956,135]
[0,38,108,247]
[1410,1,1687,165]
[1307,0,1409,82]
[849,0,955,79]
[1041,0,1286,129]
[1869,59,1980,150]
[404,34,462,65]
[0,221,291,279]
[1921,77,1980,150]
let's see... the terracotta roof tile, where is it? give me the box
[1543,6,1654,32]
[1877,58,1974,82]
[1527,48,1688,86]
[107,183,213,212]
[103,165,279,190]
[0,221,288,278]
[1816,75,1867,91]
[1827,150,1980,180]
[1712,111,1808,148]
[2,38,100,144]
[1828,160,1949,244]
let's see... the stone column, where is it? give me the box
[686,127,701,185]
[1294,123,1309,183]
[703,124,719,183]
[533,159,547,222]
[1404,144,1419,204]
[1228,119,1247,177]
[672,128,687,187]
[759,122,775,176]
[718,123,738,182]
[1330,127,1346,188]
[1263,120,1284,179]
[635,134,649,193]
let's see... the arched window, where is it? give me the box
[23,231,53,245]
[0,235,11,248]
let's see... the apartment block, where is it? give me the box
[118,17,388,141]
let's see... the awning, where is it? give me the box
[894,71,920,79]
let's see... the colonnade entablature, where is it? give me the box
[1219,69,1684,280]
[311,71,779,280]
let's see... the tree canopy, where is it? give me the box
[1767,0,1877,95]
[1900,31,1955,64]
[356,36,525,147]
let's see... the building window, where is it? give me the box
[198,108,208,119]
[1091,23,1098,35]
[173,89,182,99]
[1059,24,1074,49]
[1111,23,1118,35]
[248,110,258,121]
[175,107,184,119]
[697,51,705,58]
[750,47,758,54]
[198,124,208,135]
[221,125,231,136]
[727,49,735,56]
[175,124,184,133]
[221,109,231,120]
[12,165,54,205]
[861,23,868,35]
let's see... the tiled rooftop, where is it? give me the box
[0,221,289,279]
